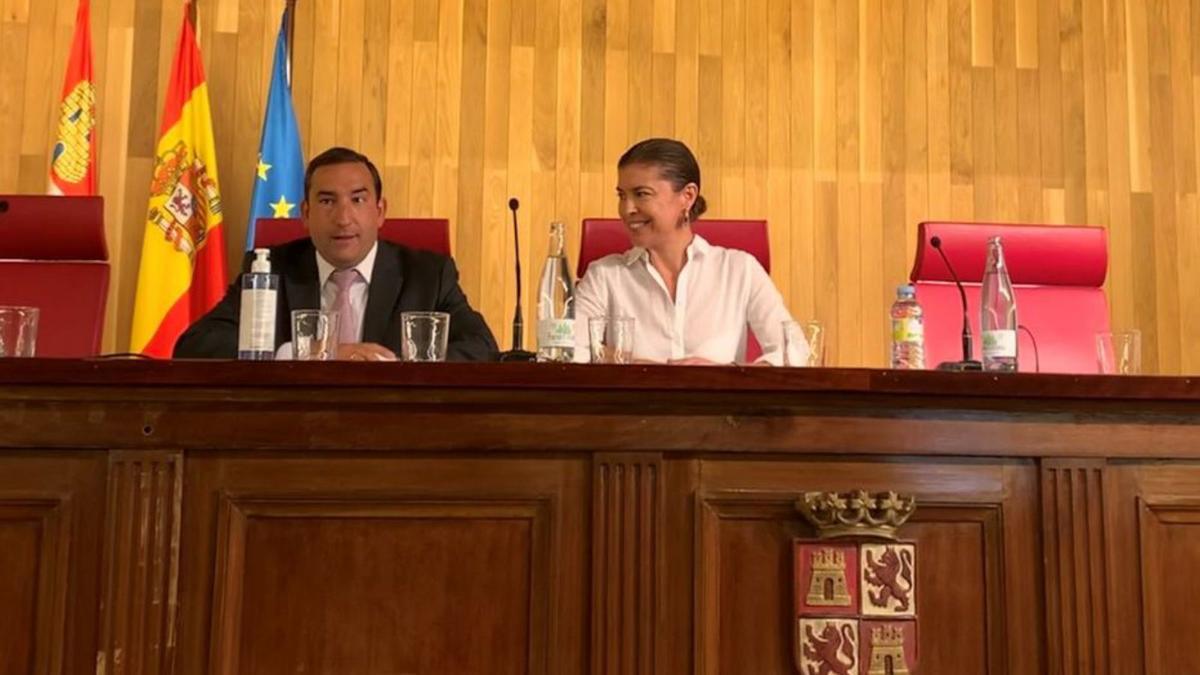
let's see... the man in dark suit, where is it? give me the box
[174,147,497,361]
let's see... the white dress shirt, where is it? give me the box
[315,241,378,343]
[573,234,796,365]
[277,241,379,358]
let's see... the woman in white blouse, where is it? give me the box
[574,138,799,365]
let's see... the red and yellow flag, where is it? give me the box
[130,6,227,357]
[48,0,97,196]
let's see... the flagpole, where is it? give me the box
[286,0,297,85]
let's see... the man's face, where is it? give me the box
[301,162,386,269]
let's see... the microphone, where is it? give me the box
[498,197,536,362]
[930,235,982,371]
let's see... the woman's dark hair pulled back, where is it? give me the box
[618,138,708,221]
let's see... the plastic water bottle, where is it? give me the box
[238,248,278,360]
[981,236,1018,372]
[890,284,925,369]
[536,221,575,362]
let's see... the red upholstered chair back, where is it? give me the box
[577,218,771,362]
[253,217,451,255]
[0,195,109,357]
[910,221,1110,373]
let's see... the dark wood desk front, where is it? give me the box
[1,361,1197,675]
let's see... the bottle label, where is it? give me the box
[892,317,924,343]
[537,318,575,349]
[238,288,277,352]
[981,329,1017,358]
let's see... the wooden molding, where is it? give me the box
[1042,460,1111,675]
[592,453,664,675]
[96,451,184,675]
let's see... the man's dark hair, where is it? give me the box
[618,137,708,220]
[303,146,383,201]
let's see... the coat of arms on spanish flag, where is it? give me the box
[48,0,97,196]
[130,4,227,357]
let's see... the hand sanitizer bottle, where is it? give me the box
[238,248,278,360]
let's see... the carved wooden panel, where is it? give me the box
[96,451,184,675]
[1138,500,1200,675]
[592,454,664,675]
[1041,460,1111,675]
[693,459,1042,675]
[209,494,551,675]
[178,455,587,675]
[0,452,104,675]
[0,496,70,675]
[1107,463,1200,675]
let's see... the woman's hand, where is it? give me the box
[667,356,724,366]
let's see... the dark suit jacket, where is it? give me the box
[173,239,498,361]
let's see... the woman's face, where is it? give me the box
[616,162,697,249]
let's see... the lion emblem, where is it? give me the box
[801,621,858,675]
[864,546,914,613]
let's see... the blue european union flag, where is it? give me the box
[245,9,305,250]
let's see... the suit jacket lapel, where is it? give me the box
[363,242,402,344]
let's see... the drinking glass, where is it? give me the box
[783,319,825,367]
[588,316,635,364]
[291,310,339,360]
[1096,330,1142,375]
[0,306,38,357]
[401,311,451,362]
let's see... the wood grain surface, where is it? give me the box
[1,0,1198,372]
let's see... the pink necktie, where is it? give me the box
[330,268,361,344]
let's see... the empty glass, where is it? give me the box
[401,311,450,362]
[588,316,635,364]
[0,306,38,357]
[1096,330,1142,375]
[783,319,825,367]
[292,310,339,360]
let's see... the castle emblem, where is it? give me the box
[794,491,919,675]
[51,81,96,184]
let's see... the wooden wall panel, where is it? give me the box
[178,454,588,675]
[3,0,1200,371]
[693,458,1043,675]
[0,453,106,675]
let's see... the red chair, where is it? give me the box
[0,195,109,357]
[910,221,1110,373]
[577,218,770,361]
[253,217,451,255]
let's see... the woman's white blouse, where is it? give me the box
[573,234,797,365]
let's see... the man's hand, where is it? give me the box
[336,342,397,361]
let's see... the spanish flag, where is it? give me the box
[48,0,96,196]
[130,5,227,357]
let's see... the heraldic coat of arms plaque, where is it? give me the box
[794,491,918,675]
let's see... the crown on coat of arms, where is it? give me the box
[795,490,916,540]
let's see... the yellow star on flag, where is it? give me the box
[256,157,272,181]
[270,195,295,217]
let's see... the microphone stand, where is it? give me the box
[930,236,983,371]
[498,198,536,362]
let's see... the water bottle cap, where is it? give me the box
[896,284,915,297]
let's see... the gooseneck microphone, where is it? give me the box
[930,235,983,371]
[498,198,536,362]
